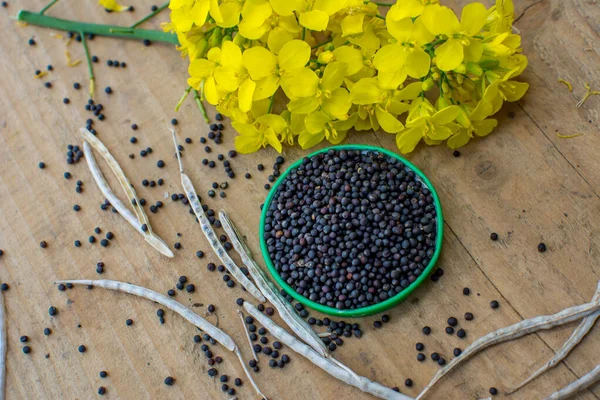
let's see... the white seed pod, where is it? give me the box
[171,131,265,302]
[56,279,266,399]
[82,141,173,257]
[243,301,412,400]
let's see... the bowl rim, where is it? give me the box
[259,144,444,317]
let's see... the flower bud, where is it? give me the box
[421,77,434,91]
[209,29,223,48]
[466,62,483,76]
[318,51,334,64]
[453,63,467,74]
[441,81,450,93]
[479,59,499,70]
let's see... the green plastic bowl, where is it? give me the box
[259,145,444,317]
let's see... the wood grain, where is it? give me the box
[0,0,598,399]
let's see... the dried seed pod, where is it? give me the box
[0,289,5,400]
[543,364,600,400]
[81,131,172,257]
[219,210,330,358]
[243,301,411,400]
[171,131,264,302]
[417,281,600,400]
[507,285,600,394]
[56,279,266,399]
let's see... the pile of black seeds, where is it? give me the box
[264,149,438,310]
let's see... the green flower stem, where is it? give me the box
[16,10,179,44]
[193,89,210,123]
[375,14,386,20]
[370,2,392,6]
[39,0,60,15]
[267,95,275,114]
[80,31,95,99]
[130,1,170,28]
[175,87,192,112]
[311,38,333,49]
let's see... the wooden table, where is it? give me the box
[0,0,598,398]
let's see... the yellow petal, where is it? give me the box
[396,127,423,154]
[204,77,222,105]
[428,125,454,141]
[377,70,407,90]
[287,97,320,114]
[281,68,319,98]
[314,0,347,15]
[217,2,241,28]
[430,105,460,125]
[447,129,471,149]
[207,47,222,62]
[235,135,261,153]
[395,81,423,101]
[322,88,351,118]
[299,10,329,31]
[305,111,330,134]
[435,39,463,71]
[473,118,498,137]
[298,130,325,149]
[243,47,276,80]
[267,27,293,54]
[386,16,413,42]
[386,0,423,20]
[233,123,261,153]
[388,100,411,116]
[469,98,493,121]
[278,15,302,34]
[500,80,529,102]
[320,62,346,91]
[209,0,223,23]
[253,75,280,100]
[278,40,311,71]
[192,0,210,25]
[269,0,302,16]
[464,40,483,63]
[238,19,271,39]
[238,78,256,112]
[214,66,241,92]
[412,16,435,45]
[421,4,460,36]
[332,46,363,76]
[354,116,372,131]
[373,44,408,72]
[333,113,358,131]
[341,13,365,37]
[258,114,287,133]
[405,47,430,79]
[264,128,283,153]
[220,41,243,70]
[242,0,272,26]
[251,98,270,118]
[350,78,384,104]
[327,129,346,145]
[98,0,130,12]
[188,59,214,79]
[376,107,404,133]
[460,2,487,35]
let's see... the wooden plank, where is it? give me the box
[0,0,598,399]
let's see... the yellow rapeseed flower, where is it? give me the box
[168,0,528,154]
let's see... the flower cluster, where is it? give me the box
[165,0,528,154]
